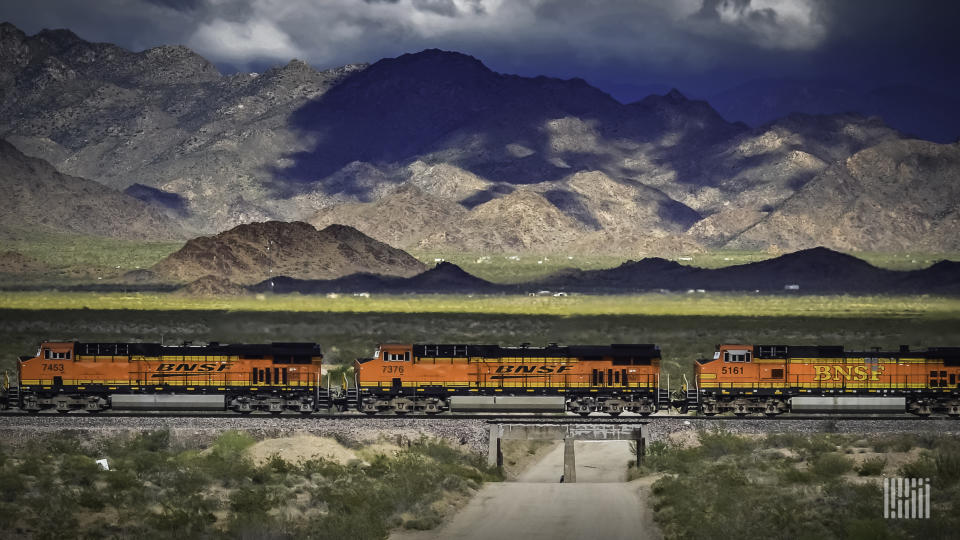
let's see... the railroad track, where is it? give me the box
[0,411,946,421]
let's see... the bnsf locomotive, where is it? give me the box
[694,343,960,417]
[354,343,663,415]
[9,341,328,414]
[3,340,959,417]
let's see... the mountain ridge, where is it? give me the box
[1,22,957,254]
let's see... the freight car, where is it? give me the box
[692,343,960,417]
[353,343,667,415]
[7,340,329,414]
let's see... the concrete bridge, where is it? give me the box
[487,421,648,482]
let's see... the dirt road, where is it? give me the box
[392,441,662,540]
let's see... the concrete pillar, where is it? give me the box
[563,437,576,483]
[487,426,502,468]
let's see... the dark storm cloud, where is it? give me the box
[411,0,460,17]
[0,0,956,95]
[142,0,202,11]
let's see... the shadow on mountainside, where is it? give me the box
[271,50,744,199]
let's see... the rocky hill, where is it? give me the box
[0,250,48,274]
[0,138,186,240]
[151,221,426,285]
[251,261,500,295]
[246,247,960,295]
[2,22,957,254]
[537,247,960,294]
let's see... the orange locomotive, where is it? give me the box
[354,343,666,415]
[693,344,960,416]
[14,340,326,414]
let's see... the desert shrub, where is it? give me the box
[59,454,102,486]
[76,485,108,511]
[267,453,292,474]
[899,456,937,480]
[229,485,277,515]
[869,433,938,453]
[811,453,852,479]
[801,434,841,458]
[145,493,217,537]
[762,432,807,449]
[777,463,814,484]
[0,468,26,503]
[17,453,44,477]
[856,457,887,476]
[210,430,256,458]
[934,445,960,488]
[843,518,897,540]
[698,429,754,459]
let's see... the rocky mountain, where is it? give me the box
[0,22,366,232]
[2,22,957,255]
[151,221,426,285]
[728,140,960,252]
[0,138,186,240]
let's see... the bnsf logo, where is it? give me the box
[495,365,571,374]
[152,363,229,377]
[813,365,885,382]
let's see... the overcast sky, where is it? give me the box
[3,0,958,99]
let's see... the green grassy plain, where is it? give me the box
[2,291,958,318]
[0,227,182,283]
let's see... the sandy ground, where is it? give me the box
[392,440,662,540]
[246,435,359,465]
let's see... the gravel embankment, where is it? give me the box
[643,417,960,442]
[1,415,957,456]
[0,415,490,454]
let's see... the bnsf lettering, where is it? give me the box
[155,363,229,373]
[813,365,884,382]
[495,365,571,374]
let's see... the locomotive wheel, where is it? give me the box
[578,411,591,417]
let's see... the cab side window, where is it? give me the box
[723,351,751,362]
[384,352,410,362]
